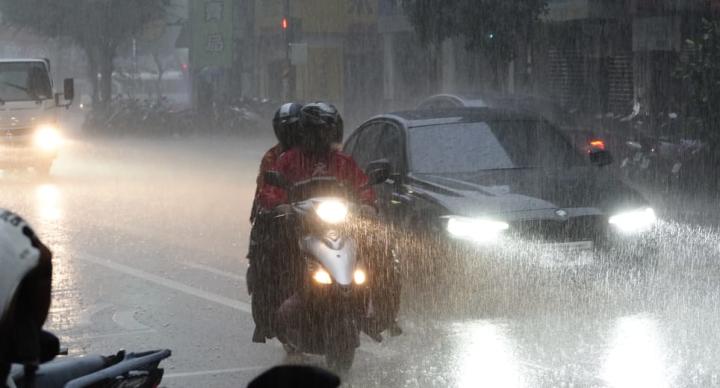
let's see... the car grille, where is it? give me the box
[1,127,34,137]
[0,128,33,146]
[512,215,606,243]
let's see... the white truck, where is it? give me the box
[0,59,74,175]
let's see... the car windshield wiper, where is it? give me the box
[415,166,540,176]
[477,166,539,172]
[1,81,27,93]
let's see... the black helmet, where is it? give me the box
[298,102,344,153]
[273,102,303,150]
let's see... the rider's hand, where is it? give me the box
[274,204,293,216]
[359,205,378,219]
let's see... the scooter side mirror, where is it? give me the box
[365,159,391,185]
[264,171,290,189]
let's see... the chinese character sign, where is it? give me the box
[205,1,223,22]
[191,0,233,68]
[206,33,224,52]
[348,0,374,16]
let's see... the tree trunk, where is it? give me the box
[86,51,100,107]
[95,43,117,112]
[152,50,164,104]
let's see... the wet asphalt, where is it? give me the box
[1,134,719,387]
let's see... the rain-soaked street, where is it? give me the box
[2,133,720,387]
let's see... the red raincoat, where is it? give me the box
[259,148,376,209]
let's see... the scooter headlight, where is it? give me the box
[608,207,657,233]
[315,200,348,224]
[313,268,333,285]
[34,125,62,151]
[353,269,367,285]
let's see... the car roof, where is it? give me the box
[0,59,47,64]
[376,107,545,128]
[418,94,488,108]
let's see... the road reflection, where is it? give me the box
[601,314,674,388]
[453,321,524,387]
[35,183,62,222]
[32,182,81,335]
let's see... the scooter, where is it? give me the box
[7,331,170,388]
[263,161,391,372]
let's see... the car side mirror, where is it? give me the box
[589,150,613,167]
[63,78,75,102]
[264,171,289,189]
[365,159,391,185]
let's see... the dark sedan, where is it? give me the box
[345,108,656,265]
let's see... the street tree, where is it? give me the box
[675,18,720,191]
[676,18,720,147]
[0,0,169,109]
[401,0,547,90]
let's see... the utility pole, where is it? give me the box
[282,0,291,101]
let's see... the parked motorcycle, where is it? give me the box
[6,330,170,388]
[261,162,391,372]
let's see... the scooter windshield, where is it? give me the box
[288,177,352,203]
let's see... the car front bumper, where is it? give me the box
[439,228,657,269]
[0,137,57,167]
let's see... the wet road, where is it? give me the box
[1,135,720,387]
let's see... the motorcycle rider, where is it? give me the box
[0,209,54,386]
[248,102,303,343]
[259,102,375,209]
[258,102,380,349]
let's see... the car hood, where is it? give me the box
[408,168,646,220]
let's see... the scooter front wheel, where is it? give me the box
[325,346,355,374]
[325,318,358,374]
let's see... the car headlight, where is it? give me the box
[608,207,656,233]
[315,200,348,224]
[446,216,509,243]
[34,125,62,151]
[353,269,366,285]
[312,268,333,285]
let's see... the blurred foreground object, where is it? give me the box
[248,365,340,388]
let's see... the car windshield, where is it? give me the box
[408,120,587,174]
[0,62,52,101]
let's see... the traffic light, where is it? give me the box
[281,17,301,42]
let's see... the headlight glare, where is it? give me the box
[446,216,509,243]
[315,200,348,224]
[313,268,333,285]
[608,207,656,233]
[353,269,366,285]
[34,125,62,151]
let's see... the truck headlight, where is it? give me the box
[34,125,62,151]
[446,216,509,243]
[315,200,348,224]
[608,207,656,233]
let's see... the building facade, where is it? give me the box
[238,0,719,127]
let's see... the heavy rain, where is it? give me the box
[0,0,719,387]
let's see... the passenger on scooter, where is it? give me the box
[258,102,382,349]
[248,102,303,343]
[249,102,304,224]
[0,209,54,385]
